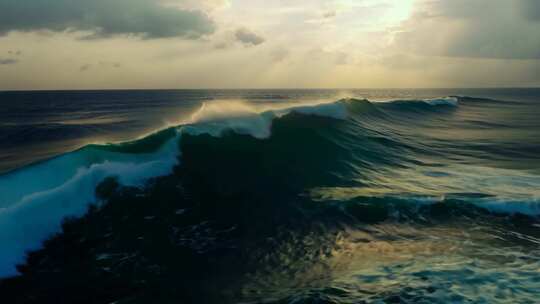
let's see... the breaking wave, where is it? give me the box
[0,96,538,279]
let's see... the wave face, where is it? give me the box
[0,128,181,276]
[0,89,539,303]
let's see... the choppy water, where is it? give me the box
[0,89,539,303]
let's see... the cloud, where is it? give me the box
[8,50,22,56]
[322,11,337,19]
[393,0,540,59]
[0,0,215,39]
[235,28,265,46]
[80,61,122,72]
[214,41,230,50]
[334,52,350,65]
[270,49,290,63]
[166,0,230,12]
[212,28,265,50]
[520,0,540,21]
[79,64,91,72]
[0,58,17,65]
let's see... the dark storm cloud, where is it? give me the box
[0,0,215,39]
[395,0,540,59]
[235,28,265,46]
[0,58,17,65]
[520,0,540,21]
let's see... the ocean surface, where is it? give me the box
[0,89,539,303]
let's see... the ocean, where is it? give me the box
[0,89,539,303]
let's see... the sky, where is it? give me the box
[0,0,539,90]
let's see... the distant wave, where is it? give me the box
[375,96,459,106]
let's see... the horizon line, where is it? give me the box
[1,86,540,93]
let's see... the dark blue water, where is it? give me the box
[0,89,539,303]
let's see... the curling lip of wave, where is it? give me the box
[180,96,458,139]
[423,96,459,106]
[183,99,349,139]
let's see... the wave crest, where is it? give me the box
[184,99,348,139]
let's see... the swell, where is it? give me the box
[0,96,537,278]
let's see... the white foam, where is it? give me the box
[183,99,348,139]
[0,133,180,277]
[281,102,349,120]
[423,97,459,106]
[184,101,276,139]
